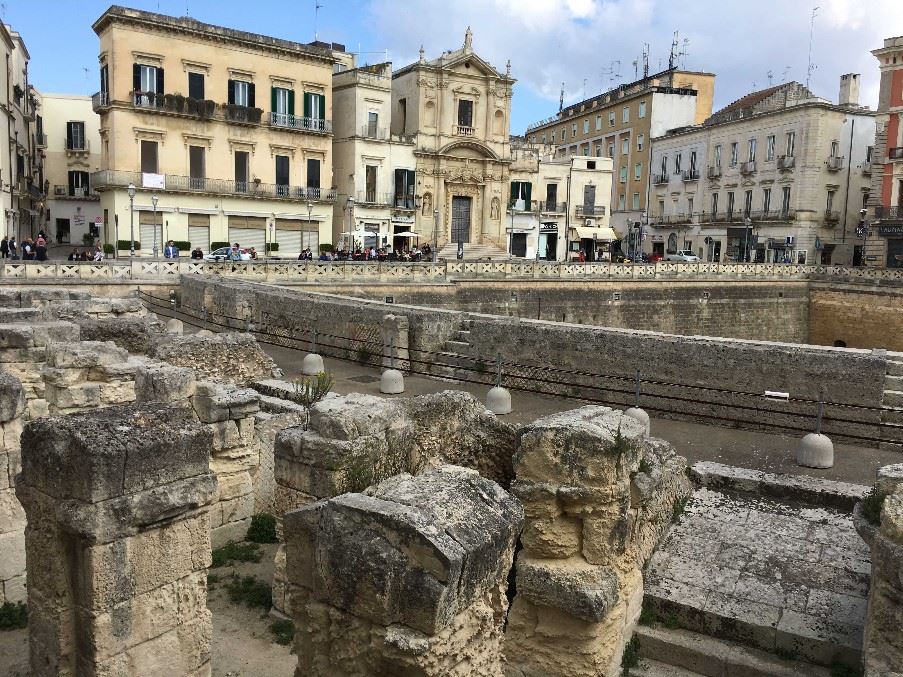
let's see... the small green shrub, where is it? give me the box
[292,372,334,409]
[247,513,278,544]
[102,243,115,255]
[342,437,424,494]
[319,243,334,252]
[225,575,271,609]
[117,239,140,251]
[672,496,689,523]
[621,635,640,675]
[211,541,262,568]
[270,619,295,645]
[171,240,191,251]
[82,232,95,246]
[0,601,28,630]
[210,241,231,251]
[638,457,652,475]
[606,425,636,458]
[266,242,280,252]
[207,573,220,588]
[860,487,886,526]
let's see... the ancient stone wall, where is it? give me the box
[42,341,138,415]
[504,407,691,677]
[149,331,281,385]
[809,282,903,351]
[0,369,25,604]
[283,466,523,677]
[16,403,217,677]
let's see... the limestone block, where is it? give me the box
[309,392,403,441]
[135,362,197,404]
[208,420,241,451]
[0,289,21,306]
[191,382,260,424]
[880,493,903,543]
[0,369,25,422]
[19,288,70,307]
[30,322,81,347]
[98,382,136,406]
[89,359,143,382]
[515,554,620,623]
[47,341,128,369]
[26,399,49,420]
[3,572,26,603]
[876,464,903,498]
[0,324,35,349]
[521,513,583,559]
[276,427,356,472]
[45,382,102,410]
[210,519,252,549]
[150,331,280,385]
[0,529,26,580]
[0,487,26,533]
[215,471,254,504]
[41,366,87,388]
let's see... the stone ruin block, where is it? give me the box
[284,465,523,677]
[42,340,139,415]
[505,406,690,677]
[0,368,26,604]
[16,402,216,677]
[74,316,166,355]
[149,331,282,386]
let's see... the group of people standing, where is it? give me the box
[1,232,50,260]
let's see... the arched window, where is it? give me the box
[667,233,678,254]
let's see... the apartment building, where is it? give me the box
[868,36,903,268]
[525,68,715,234]
[39,93,103,246]
[507,142,614,260]
[2,23,45,243]
[90,6,336,257]
[332,61,416,251]
[390,29,515,258]
[646,79,875,265]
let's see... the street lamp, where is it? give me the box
[306,201,313,256]
[743,216,752,263]
[151,194,159,258]
[268,222,274,256]
[127,183,136,257]
[347,196,355,251]
[433,208,439,262]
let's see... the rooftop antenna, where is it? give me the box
[668,31,679,70]
[642,43,650,78]
[314,0,323,41]
[782,65,791,82]
[806,5,819,90]
[632,58,639,80]
[601,60,621,89]
[679,37,690,69]
[559,83,565,112]
[767,70,774,87]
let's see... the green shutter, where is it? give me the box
[303,93,311,119]
[271,87,277,114]
[524,183,532,206]
[319,94,325,121]
[510,182,518,202]
[288,90,295,116]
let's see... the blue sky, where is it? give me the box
[5,0,901,133]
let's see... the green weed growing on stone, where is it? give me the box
[292,371,334,428]
[621,635,640,675]
[672,496,689,523]
[207,573,220,589]
[664,612,681,630]
[638,457,652,475]
[211,541,262,568]
[605,425,636,458]
[637,600,658,626]
[0,602,27,630]
[342,438,424,494]
[246,513,279,543]
[269,619,295,645]
[860,487,886,526]
[226,575,272,610]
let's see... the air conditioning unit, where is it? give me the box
[585,218,595,227]
[785,235,795,246]
[54,186,66,196]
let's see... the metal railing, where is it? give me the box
[65,138,90,152]
[778,155,795,170]
[539,201,567,213]
[456,125,475,137]
[875,206,903,220]
[91,91,110,111]
[360,124,388,140]
[36,132,47,148]
[653,172,669,185]
[740,161,757,175]
[270,112,332,133]
[53,185,96,199]
[824,210,840,222]
[682,169,700,181]
[888,147,903,160]
[91,169,337,202]
[393,196,416,209]
[576,205,606,216]
[707,166,722,179]
[826,156,845,171]
[356,190,393,205]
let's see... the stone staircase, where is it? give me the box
[881,352,903,416]
[429,317,481,380]
[436,242,509,260]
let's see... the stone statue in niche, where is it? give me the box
[490,197,500,221]
[422,192,432,216]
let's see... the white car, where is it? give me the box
[204,246,252,262]
[664,250,700,262]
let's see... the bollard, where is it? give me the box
[486,353,512,415]
[165,317,184,335]
[380,336,404,394]
[302,328,325,375]
[796,391,833,468]
[623,370,650,436]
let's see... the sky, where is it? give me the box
[4,0,902,133]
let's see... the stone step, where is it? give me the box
[883,389,903,408]
[434,351,473,370]
[436,242,509,261]
[885,360,903,377]
[635,625,832,677]
[444,340,472,351]
[884,374,903,391]
[627,657,704,677]
[455,329,472,342]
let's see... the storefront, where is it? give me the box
[538,222,558,260]
[569,226,617,262]
[880,226,903,268]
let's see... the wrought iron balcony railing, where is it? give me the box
[826,156,845,171]
[356,190,393,206]
[778,155,795,170]
[576,205,606,216]
[682,169,700,181]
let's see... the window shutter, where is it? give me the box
[271,87,277,113]
[288,90,295,116]
[303,93,311,118]
[66,122,73,148]
[227,79,235,105]
[524,183,532,206]
[248,83,256,108]
[510,182,518,202]
[319,95,325,121]
[83,172,90,193]
[68,171,75,196]
[133,64,141,92]
[156,68,164,94]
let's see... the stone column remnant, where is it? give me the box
[504,406,690,677]
[284,465,524,677]
[0,369,26,604]
[16,403,217,677]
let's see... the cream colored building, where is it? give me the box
[391,29,514,258]
[526,68,715,235]
[507,141,614,260]
[90,6,336,257]
[39,93,103,246]
[646,79,875,265]
[332,61,417,251]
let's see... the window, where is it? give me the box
[572,123,577,137]
[394,169,415,208]
[688,197,694,214]
[583,120,589,134]
[637,134,644,151]
[546,183,558,207]
[675,153,682,174]
[582,146,589,156]
[659,199,665,216]
[714,144,722,168]
[275,155,290,196]
[866,146,874,163]
[744,190,753,216]
[763,187,771,213]
[830,140,839,158]
[609,111,615,127]
[608,143,614,158]
[100,64,109,97]
[66,121,86,151]
[365,165,377,202]
[304,92,325,122]
[690,150,697,172]
[619,166,628,183]
[781,186,791,214]
[551,131,556,143]
[711,193,719,215]
[398,98,407,133]
[766,135,775,161]
[67,170,90,197]
[133,63,162,106]
[622,106,630,123]
[562,127,567,141]
[583,184,596,207]
[234,151,249,192]
[272,86,294,125]
[727,191,735,216]
[189,146,205,189]
[634,163,642,180]
[633,193,641,209]
[747,138,757,162]
[638,101,647,118]
[785,131,795,157]
[457,99,474,128]
[188,72,205,100]
[595,115,602,130]
[228,79,254,107]
[140,140,158,174]
[307,159,321,190]
[618,194,626,210]
[595,146,602,156]
[510,181,532,208]
[827,190,835,212]
[367,111,379,137]
[660,155,668,177]
[730,142,739,166]
[622,138,629,155]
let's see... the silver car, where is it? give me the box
[664,250,700,262]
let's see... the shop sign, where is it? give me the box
[878,225,903,236]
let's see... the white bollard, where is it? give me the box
[796,433,834,469]
[486,386,512,415]
[623,407,651,436]
[195,328,214,337]
[380,368,405,394]
[301,353,325,376]
[165,318,183,335]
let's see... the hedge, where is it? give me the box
[102,244,115,255]
[319,243,334,252]
[265,242,279,252]
[117,240,140,250]
[171,240,191,251]
[210,241,230,251]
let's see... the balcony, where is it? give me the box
[92,91,110,111]
[269,112,331,134]
[539,201,567,213]
[682,169,700,182]
[777,155,795,170]
[888,147,903,160]
[653,172,669,185]
[36,132,47,148]
[874,205,903,221]
[360,124,388,140]
[455,125,475,137]
[740,161,757,175]
[823,210,840,223]
[53,185,99,201]
[65,139,90,154]
[356,190,393,206]
[826,156,845,171]
[225,104,263,125]
[707,166,722,179]
[576,205,606,217]
[91,169,337,202]
[393,196,416,210]
[652,213,695,225]
[861,163,872,176]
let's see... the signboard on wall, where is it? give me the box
[142,173,165,189]
[878,226,903,236]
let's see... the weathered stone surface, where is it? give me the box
[135,362,197,403]
[150,331,281,385]
[76,316,165,354]
[0,369,25,422]
[516,555,620,623]
[191,381,260,424]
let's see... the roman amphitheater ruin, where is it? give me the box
[1,259,902,676]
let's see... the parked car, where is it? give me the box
[204,246,252,262]
[648,253,663,263]
[664,250,700,262]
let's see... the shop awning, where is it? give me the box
[571,226,618,241]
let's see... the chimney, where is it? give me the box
[839,73,860,106]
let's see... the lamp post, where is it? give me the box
[433,208,439,262]
[306,201,313,256]
[347,196,355,251]
[127,183,136,257]
[268,222,274,257]
[151,194,159,258]
[743,216,752,263]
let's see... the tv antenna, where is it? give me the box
[600,60,621,88]
[767,70,774,87]
[806,5,819,89]
[668,31,679,70]
[782,65,791,82]
[632,59,638,80]
[642,43,650,78]
[314,0,324,41]
[559,82,564,112]
[678,37,690,69]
